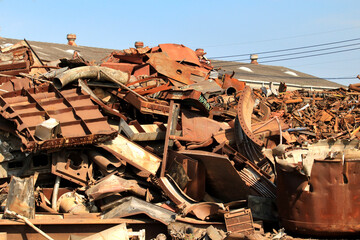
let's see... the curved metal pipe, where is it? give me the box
[53,66,129,89]
[87,150,122,174]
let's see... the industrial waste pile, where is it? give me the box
[0,40,359,239]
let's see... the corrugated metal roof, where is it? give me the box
[0,38,115,64]
[211,60,344,88]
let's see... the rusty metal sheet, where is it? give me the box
[85,174,147,201]
[124,92,170,116]
[222,74,246,93]
[184,79,223,95]
[277,153,360,237]
[101,196,176,226]
[166,150,206,201]
[0,84,117,152]
[178,150,250,202]
[0,217,167,240]
[178,109,229,142]
[100,134,162,176]
[100,62,137,74]
[81,223,130,240]
[0,45,33,76]
[5,176,35,219]
[0,77,35,93]
[147,53,206,86]
[133,64,151,77]
[158,44,201,66]
[119,118,181,141]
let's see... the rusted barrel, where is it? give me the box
[277,159,360,237]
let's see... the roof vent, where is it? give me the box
[134,41,144,49]
[195,48,205,57]
[67,34,77,46]
[250,54,258,64]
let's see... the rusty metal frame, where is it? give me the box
[224,208,255,235]
[0,84,117,152]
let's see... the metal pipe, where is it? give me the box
[53,66,129,89]
[87,150,121,174]
[52,176,61,211]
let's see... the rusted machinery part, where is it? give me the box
[57,192,90,214]
[234,116,263,163]
[53,66,129,89]
[236,86,263,146]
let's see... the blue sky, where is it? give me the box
[1,0,360,85]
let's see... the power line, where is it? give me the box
[288,57,360,68]
[210,37,360,59]
[213,46,360,67]
[222,71,355,80]
[214,42,360,63]
[219,71,356,81]
[261,46,360,63]
[203,26,360,48]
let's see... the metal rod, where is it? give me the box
[5,210,55,240]
[52,176,61,211]
[160,101,180,177]
[19,73,52,83]
[23,38,50,72]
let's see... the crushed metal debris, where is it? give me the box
[0,39,358,239]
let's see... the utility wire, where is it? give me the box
[288,57,360,68]
[204,26,360,48]
[214,46,360,67]
[221,71,355,80]
[214,42,360,63]
[261,46,360,63]
[210,37,360,59]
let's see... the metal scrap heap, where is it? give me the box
[0,40,359,239]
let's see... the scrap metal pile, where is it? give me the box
[0,40,359,239]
